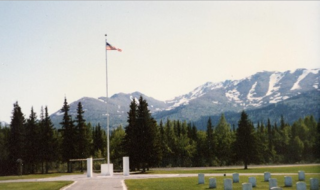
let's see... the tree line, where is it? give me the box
[1,96,319,175]
[0,99,107,175]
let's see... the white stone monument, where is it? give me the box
[242,183,252,190]
[248,177,256,187]
[310,178,319,190]
[87,157,93,178]
[224,178,232,190]
[269,178,277,190]
[209,178,217,188]
[101,163,113,176]
[284,176,292,187]
[296,182,307,190]
[198,173,205,184]
[123,157,130,176]
[264,172,271,182]
[298,171,305,181]
[233,173,239,183]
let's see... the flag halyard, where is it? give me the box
[106,42,122,52]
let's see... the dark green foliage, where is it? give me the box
[92,123,106,157]
[8,102,25,174]
[59,98,77,172]
[233,111,260,169]
[24,107,39,174]
[205,117,215,166]
[39,106,58,174]
[124,96,162,172]
[75,102,90,159]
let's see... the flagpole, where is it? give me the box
[105,34,110,175]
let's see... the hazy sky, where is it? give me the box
[0,1,319,123]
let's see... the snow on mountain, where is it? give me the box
[266,72,284,96]
[290,69,319,90]
[165,68,320,111]
[50,68,320,129]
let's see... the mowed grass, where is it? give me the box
[125,174,320,190]
[0,172,81,181]
[0,181,73,190]
[147,165,320,174]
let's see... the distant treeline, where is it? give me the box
[0,97,319,175]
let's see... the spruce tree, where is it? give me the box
[205,117,215,166]
[39,106,57,173]
[60,98,77,172]
[75,102,90,159]
[233,111,259,169]
[123,99,138,170]
[8,102,25,174]
[24,107,39,174]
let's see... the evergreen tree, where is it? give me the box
[24,107,39,174]
[136,96,162,171]
[92,123,106,157]
[233,111,259,169]
[205,117,215,166]
[215,114,233,165]
[123,99,138,170]
[75,102,90,159]
[39,106,58,174]
[8,102,25,174]
[59,98,77,172]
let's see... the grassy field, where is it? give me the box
[125,174,320,190]
[147,165,320,174]
[0,172,81,181]
[0,181,73,190]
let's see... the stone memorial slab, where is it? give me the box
[310,178,319,190]
[269,178,277,190]
[242,183,252,190]
[101,163,114,176]
[248,177,256,187]
[233,173,239,183]
[284,176,292,187]
[298,171,305,181]
[296,182,306,190]
[87,157,92,178]
[224,178,232,190]
[198,173,205,184]
[264,172,271,182]
[123,157,130,176]
[209,178,217,188]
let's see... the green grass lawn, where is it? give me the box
[125,174,320,190]
[0,172,81,181]
[147,165,320,174]
[0,181,73,190]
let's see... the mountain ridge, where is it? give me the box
[50,68,320,129]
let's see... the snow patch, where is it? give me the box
[55,111,64,116]
[225,89,242,103]
[266,73,283,96]
[212,101,219,104]
[247,82,263,101]
[291,69,319,90]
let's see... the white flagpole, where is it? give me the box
[105,34,110,175]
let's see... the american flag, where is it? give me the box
[106,42,122,52]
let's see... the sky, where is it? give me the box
[0,1,319,123]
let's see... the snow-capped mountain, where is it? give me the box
[165,68,319,111]
[50,68,320,129]
[50,92,167,129]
